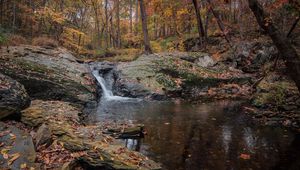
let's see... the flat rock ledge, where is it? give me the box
[21,100,161,170]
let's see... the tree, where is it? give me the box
[138,0,152,54]
[248,0,300,92]
[129,0,133,34]
[91,0,102,48]
[115,0,121,48]
[207,0,231,45]
[192,0,205,44]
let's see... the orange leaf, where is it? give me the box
[240,153,250,160]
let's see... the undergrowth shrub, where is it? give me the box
[6,35,27,46]
[32,37,58,48]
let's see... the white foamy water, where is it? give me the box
[92,70,131,101]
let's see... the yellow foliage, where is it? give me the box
[164,8,173,17]
[177,9,189,16]
[36,7,65,24]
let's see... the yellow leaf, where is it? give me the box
[8,153,20,165]
[20,163,27,169]
[1,148,10,159]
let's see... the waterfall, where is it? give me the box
[92,70,130,101]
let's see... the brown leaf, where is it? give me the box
[9,133,16,140]
[0,130,11,137]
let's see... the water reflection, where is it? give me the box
[88,100,299,170]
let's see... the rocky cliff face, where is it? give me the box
[0,45,96,104]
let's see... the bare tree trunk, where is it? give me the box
[138,0,152,54]
[91,0,101,48]
[135,0,139,35]
[116,0,121,48]
[105,0,109,48]
[204,4,210,39]
[110,16,115,48]
[248,0,300,92]
[287,16,300,38]
[207,0,231,45]
[192,0,205,42]
[12,0,16,33]
[0,0,3,25]
[129,0,133,34]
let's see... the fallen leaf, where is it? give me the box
[1,148,10,159]
[9,133,16,140]
[8,153,20,165]
[240,153,250,160]
[0,130,10,137]
[20,163,27,169]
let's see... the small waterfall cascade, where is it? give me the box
[91,69,131,101]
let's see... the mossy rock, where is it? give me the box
[116,53,252,98]
[0,45,96,104]
[21,100,161,169]
[0,73,30,119]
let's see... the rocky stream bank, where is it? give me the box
[0,39,299,169]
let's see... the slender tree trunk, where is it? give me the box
[204,10,209,39]
[129,0,133,34]
[116,0,121,48]
[248,0,300,92]
[192,0,205,41]
[105,0,109,48]
[91,0,101,48]
[12,0,16,33]
[110,16,115,48]
[0,0,3,25]
[207,0,231,45]
[138,0,152,54]
[287,16,300,38]
[135,0,139,35]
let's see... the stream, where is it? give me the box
[88,68,300,170]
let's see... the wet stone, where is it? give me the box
[0,122,38,170]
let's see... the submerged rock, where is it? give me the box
[21,100,161,169]
[0,73,30,119]
[0,45,96,104]
[0,122,38,170]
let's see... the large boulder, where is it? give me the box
[21,100,161,169]
[222,40,277,73]
[0,45,96,104]
[0,73,30,119]
[115,53,252,99]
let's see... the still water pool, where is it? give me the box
[87,100,299,170]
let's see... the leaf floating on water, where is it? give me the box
[9,133,16,140]
[20,163,27,169]
[8,153,20,165]
[0,130,10,137]
[1,148,10,159]
[240,153,250,160]
[164,122,170,125]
